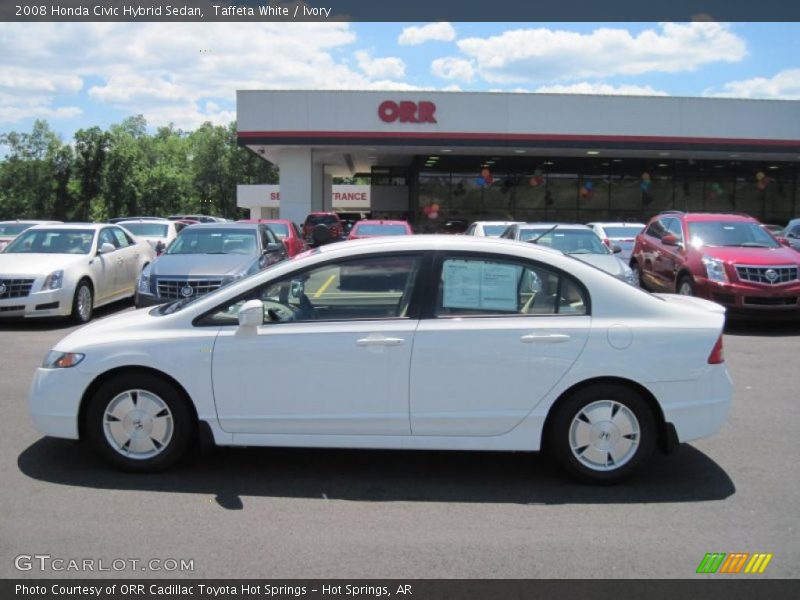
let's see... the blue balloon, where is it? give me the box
[476,177,485,186]
[585,181,593,190]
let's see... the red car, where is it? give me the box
[347,219,413,240]
[302,212,343,242]
[237,219,308,257]
[630,211,800,317]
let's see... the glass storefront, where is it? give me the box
[412,157,799,227]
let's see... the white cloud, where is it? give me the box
[0,22,416,129]
[398,22,456,46]
[431,57,475,82]
[534,82,668,96]
[704,68,800,99]
[457,22,746,84]
[355,51,406,80]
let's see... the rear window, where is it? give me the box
[120,223,169,237]
[354,224,409,236]
[306,215,339,226]
[483,225,511,236]
[601,226,644,238]
[266,223,289,238]
[0,223,33,236]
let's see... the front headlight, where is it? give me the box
[137,264,152,294]
[702,256,729,283]
[42,351,85,369]
[43,270,63,290]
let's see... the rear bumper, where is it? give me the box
[656,366,733,444]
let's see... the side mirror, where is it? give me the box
[97,242,116,254]
[612,244,622,254]
[290,279,305,299]
[238,299,264,328]
[661,234,679,247]
[777,236,791,247]
[265,242,283,253]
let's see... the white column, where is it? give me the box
[277,148,320,225]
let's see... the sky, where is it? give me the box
[1,21,800,140]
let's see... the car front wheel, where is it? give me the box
[548,384,656,484]
[71,280,94,324]
[86,373,194,472]
[677,275,695,296]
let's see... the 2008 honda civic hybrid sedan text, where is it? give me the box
[28,236,732,483]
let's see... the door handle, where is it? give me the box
[356,337,405,347]
[520,333,571,343]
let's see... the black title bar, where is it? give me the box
[4,0,800,22]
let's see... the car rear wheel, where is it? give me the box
[677,275,695,296]
[86,373,194,472]
[548,384,656,484]
[71,280,93,324]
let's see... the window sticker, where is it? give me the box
[442,260,521,311]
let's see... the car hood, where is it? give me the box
[569,253,628,280]
[0,253,86,275]
[700,246,800,265]
[148,253,257,277]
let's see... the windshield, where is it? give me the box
[521,228,608,254]
[0,223,34,237]
[353,224,408,236]
[166,229,258,255]
[688,221,780,248]
[265,223,289,238]
[120,223,169,237]
[602,225,644,238]
[305,215,338,226]
[3,229,94,254]
[483,225,511,236]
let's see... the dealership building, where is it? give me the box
[236,90,800,227]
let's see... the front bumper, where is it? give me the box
[0,287,72,319]
[28,366,91,439]
[694,277,800,316]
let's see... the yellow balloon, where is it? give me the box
[756,172,765,181]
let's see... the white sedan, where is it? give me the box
[0,223,155,323]
[28,236,732,483]
[115,219,180,255]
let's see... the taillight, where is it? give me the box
[708,335,724,364]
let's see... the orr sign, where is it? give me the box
[378,100,437,124]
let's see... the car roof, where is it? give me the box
[178,222,261,230]
[316,233,564,257]
[354,220,409,226]
[588,222,646,227]
[27,223,106,231]
[667,212,758,223]
[116,218,171,224]
[0,220,60,225]
[518,223,592,230]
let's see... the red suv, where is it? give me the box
[238,219,309,257]
[631,212,800,317]
[302,212,343,242]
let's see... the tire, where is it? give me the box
[71,280,94,324]
[85,373,195,472]
[630,261,646,290]
[677,275,695,296]
[547,384,657,484]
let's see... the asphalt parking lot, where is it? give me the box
[0,303,798,579]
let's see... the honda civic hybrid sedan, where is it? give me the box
[29,236,732,483]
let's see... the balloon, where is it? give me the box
[475,177,485,186]
[428,211,439,220]
[584,181,593,190]
[422,205,431,215]
[481,168,491,179]
[757,181,766,191]
[580,188,589,199]
[529,177,540,187]
[756,171,765,181]
[431,203,440,212]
